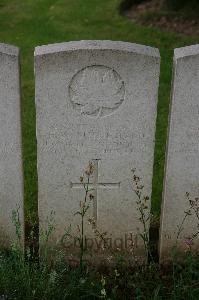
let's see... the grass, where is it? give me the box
[0,0,198,223]
[2,246,199,299]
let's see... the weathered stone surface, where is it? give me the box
[0,43,24,248]
[35,40,160,263]
[160,45,199,262]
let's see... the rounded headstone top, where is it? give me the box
[0,43,19,56]
[174,44,199,60]
[34,40,160,58]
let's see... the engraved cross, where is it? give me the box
[70,159,120,221]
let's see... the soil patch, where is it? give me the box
[122,0,199,35]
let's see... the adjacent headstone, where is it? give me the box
[35,40,160,263]
[0,43,24,248]
[160,45,199,262]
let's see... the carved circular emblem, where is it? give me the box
[69,65,125,117]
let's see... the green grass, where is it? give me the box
[0,0,198,222]
[2,246,199,299]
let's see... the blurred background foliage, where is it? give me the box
[165,0,199,11]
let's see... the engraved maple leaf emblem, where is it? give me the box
[69,65,125,117]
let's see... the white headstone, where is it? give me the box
[160,45,199,262]
[35,40,160,263]
[0,43,24,248]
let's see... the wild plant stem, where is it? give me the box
[176,213,189,240]
[79,174,90,272]
[80,214,84,273]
